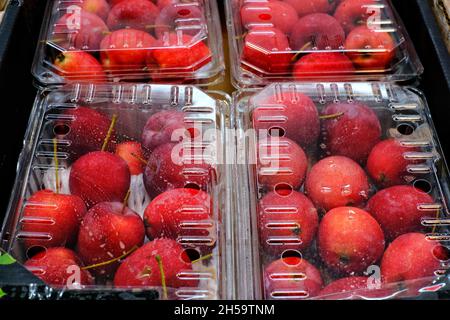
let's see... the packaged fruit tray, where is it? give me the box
[0,83,234,300]
[31,0,224,87]
[234,82,450,300]
[225,0,424,88]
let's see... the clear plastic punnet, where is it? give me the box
[226,0,424,88]
[32,0,224,87]
[235,82,450,300]
[0,83,234,300]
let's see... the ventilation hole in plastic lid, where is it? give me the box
[178,9,191,16]
[268,126,285,138]
[397,123,415,135]
[258,13,272,21]
[181,248,200,263]
[274,183,293,197]
[433,245,449,262]
[281,250,302,266]
[413,179,432,194]
[53,124,71,136]
[26,246,47,260]
[184,182,200,191]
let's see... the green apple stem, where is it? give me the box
[192,253,213,264]
[155,255,168,300]
[320,112,345,120]
[53,138,59,194]
[81,245,138,271]
[122,189,131,214]
[130,152,148,166]
[101,114,118,152]
[291,41,313,62]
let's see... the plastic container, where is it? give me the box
[226,0,424,88]
[32,0,224,87]
[0,83,234,300]
[235,82,450,300]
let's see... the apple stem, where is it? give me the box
[101,114,118,152]
[291,41,313,62]
[53,138,60,194]
[81,245,138,271]
[192,253,213,264]
[130,152,148,166]
[155,255,168,300]
[320,112,345,120]
[122,189,131,214]
[432,209,440,234]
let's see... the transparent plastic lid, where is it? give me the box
[1,83,233,300]
[32,0,224,87]
[226,0,424,88]
[235,82,450,299]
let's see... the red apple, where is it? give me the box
[69,151,131,207]
[305,156,370,212]
[285,0,337,17]
[53,10,109,50]
[240,1,298,34]
[334,0,377,34]
[115,141,145,175]
[147,32,211,73]
[258,190,318,256]
[367,138,423,188]
[381,233,445,284]
[143,142,212,198]
[143,188,213,247]
[107,0,159,31]
[108,0,126,6]
[156,0,178,10]
[290,13,345,50]
[257,137,308,191]
[81,0,110,20]
[320,102,381,163]
[114,238,198,290]
[77,201,145,277]
[24,247,94,287]
[264,257,323,299]
[252,90,320,148]
[318,206,385,274]
[53,51,107,83]
[20,190,86,250]
[366,186,435,241]
[242,26,293,75]
[318,276,369,299]
[58,106,117,158]
[154,3,204,38]
[100,28,156,77]
[345,26,396,69]
[293,52,355,79]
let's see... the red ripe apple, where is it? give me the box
[242,26,293,75]
[240,1,298,34]
[156,0,178,10]
[345,26,396,69]
[20,190,86,250]
[58,106,117,158]
[108,0,126,6]
[257,137,308,191]
[293,52,355,79]
[116,141,145,175]
[367,138,423,188]
[53,10,109,50]
[366,185,435,241]
[24,247,94,287]
[285,0,337,17]
[143,188,213,245]
[114,238,198,289]
[321,102,381,163]
[381,233,445,284]
[334,0,377,34]
[154,3,204,38]
[318,206,385,274]
[53,51,107,83]
[290,13,345,50]
[69,151,131,207]
[264,257,323,299]
[258,190,318,256]
[106,0,159,31]
[81,0,110,20]
[147,32,211,73]
[77,202,145,277]
[143,142,212,198]
[318,276,368,299]
[252,90,320,148]
[100,28,156,77]
[305,156,370,212]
